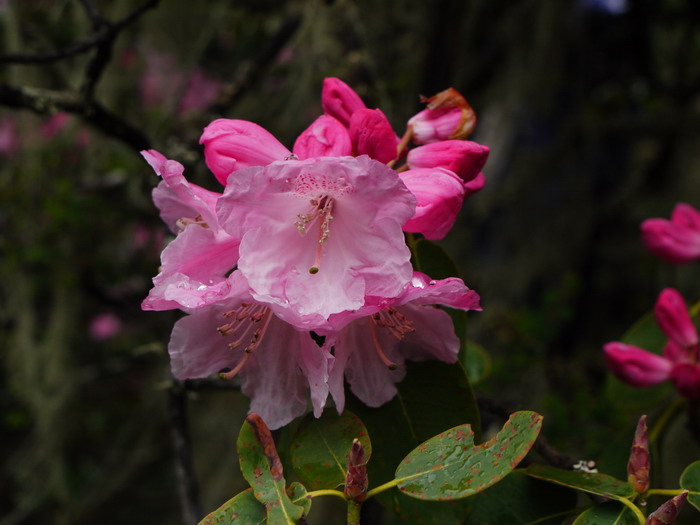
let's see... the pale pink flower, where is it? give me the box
[168,272,332,430]
[641,203,700,265]
[408,87,477,144]
[178,69,222,116]
[407,140,489,183]
[216,155,416,327]
[321,77,367,127]
[141,149,240,311]
[139,50,184,109]
[324,272,481,411]
[41,113,71,139]
[200,119,292,184]
[90,313,123,340]
[399,167,466,240]
[293,115,352,159]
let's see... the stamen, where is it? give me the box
[215,305,273,378]
[176,215,209,233]
[368,318,398,370]
[219,353,251,380]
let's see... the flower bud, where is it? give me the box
[663,340,691,364]
[408,88,477,144]
[200,119,291,185]
[603,342,672,387]
[407,140,489,183]
[293,115,352,159]
[670,363,700,399]
[344,438,368,501]
[641,203,700,265]
[464,172,486,198]
[349,108,398,164]
[627,415,650,493]
[646,491,688,525]
[399,168,465,240]
[321,77,367,127]
[655,288,698,348]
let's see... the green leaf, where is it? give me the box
[290,410,371,490]
[286,482,312,518]
[466,469,578,524]
[463,340,491,385]
[679,460,700,511]
[395,411,543,501]
[198,488,266,525]
[526,464,635,499]
[237,414,304,525]
[347,360,481,524]
[572,501,638,524]
[411,238,460,280]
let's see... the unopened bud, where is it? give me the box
[603,342,673,387]
[627,415,650,493]
[646,491,688,525]
[655,288,698,348]
[407,140,489,183]
[344,438,368,501]
[408,87,477,144]
[321,78,367,127]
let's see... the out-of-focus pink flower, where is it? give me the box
[670,364,700,399]
[655,288,699,348]
[627,415,649,493]
[200,119,292,185]
[641,203,700,265]
[216,155,415,327]
[463,172,486,197]
[90,313,122,340]
[140,50,184,108]
[41,113,71,139]
[0,115,18,157]
[141,149,240,311]
[407,140,489,183]
[293,115,352,159]
[408,87,477,145]
[168,271,332,430]
[399,168,466,240]
[178,69,222,115]
[321,77,367,127]
[348,108,398,164]
[603,343,673,387]
[324,272,481,411]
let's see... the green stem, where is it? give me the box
[646,488,685,497]
[365,479,401,499]
[347,500,362,525]
[617,497,646,524]
[649,398,685,444]
[302,489,346,501]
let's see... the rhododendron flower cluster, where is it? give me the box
[641,203,700,265]
[142,78,486,429]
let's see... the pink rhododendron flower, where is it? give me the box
[179,69,222,115]
[168,272,331,430]
[655,288,698,348]
[140,50,184,108]
[41,113,71,139]
[321,77,367,127]
[603,343,673,387]
[293,115,352,159]
[200,119,292,184]
[90,313,123,340]
[641,203,700,265]
[407,140,490,182]
[399,167,466,240]
[408,87,477,145]
[216,155,416,326]
[141,149,240,311]
[348,108,399,164]
[324,272,481,411]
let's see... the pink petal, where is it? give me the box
[399,168,466,240]
[670,363,700,399]
[398,272,482,311]
[463,172,486,197]
[663,340,691,364]
[407,140,489,183]
[671,203,700,230]
[603,342,673,387]
[408,87,477,144]
[321,77,367,127]
[654,288,698,348]
[200,119,291,184]
[348,109,399,164]
[293,115,352,159]
[641,218,700,265]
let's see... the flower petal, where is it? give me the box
[603,342,673,387]
[321,77,367,127]
[293,115,352,159]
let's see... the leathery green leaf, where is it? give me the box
[237,414,304,524]
[286,482,312,518]
[572,501,638,524]
[680,460,700,511]
[526,464,635,499]
[198,488,265,525]
[290,410,371,490]
[394,411,543,501]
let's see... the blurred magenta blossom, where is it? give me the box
[641,203,700,265]
[90,313,123,341]
[0,114,18,157]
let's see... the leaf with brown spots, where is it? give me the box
[198,488,265,525]
[237,414,304,524]
[572,501,638,524]
[393,411,543,501]
[526,464,635,499]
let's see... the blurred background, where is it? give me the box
[2,0,700,523]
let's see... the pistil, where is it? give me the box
[294,195,334,274]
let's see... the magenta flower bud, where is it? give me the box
[200,119,291,185]
[603,342,673,387]
[641,203,700,265]
[463,172,486,197]
[663,340,691,364]
[408,87,477,145]
[670,363,700,399]
[321,77,367,127]
[627,415,650,493]
[349,108,398,164]
[399,168,466,240]
[654,288,698,348]
[407,140,489,183]
[646,491,688,525]
[293,115,352,159]
[344,438,368,501]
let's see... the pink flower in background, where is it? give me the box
[179,69,222,116]
[90,313,123,340]
[324,272,481,411]
[604,288,700,398]
[140,50,184,108]
[408,87,477,145]
[0,115,18,157]
[641,203,700,265]
[167,272,332,430]
[41,113,71,139]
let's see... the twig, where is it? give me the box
[168,381,202,525]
